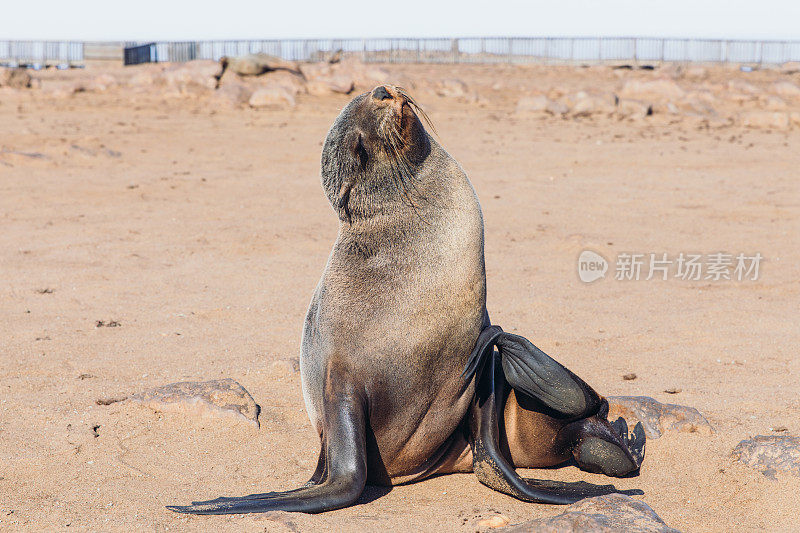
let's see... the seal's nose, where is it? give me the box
[372,86,392,101]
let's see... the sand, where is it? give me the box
[1,62,799,532]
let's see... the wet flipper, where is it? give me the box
[559,416,646,477]
[469,351,623,504]
[167,386,367,515]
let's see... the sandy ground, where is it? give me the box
[1,62,799,532]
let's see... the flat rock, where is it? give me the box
[1,68,32,89]
[616,99,652,119]
[501,494,679,533]
[620,79,685,101]
[770,81,800,99]
[739,110,790,130]
[249,86,296,108]
[129,378,259,427]
[607,396,713,439]
[733,435,800,478]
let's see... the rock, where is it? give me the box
[306,74,354,95]
[516,95,550,114]
[607,396,713,439]
[760,95,787,111]
[770,81,800,99]
[739,110,790,130]
[780,61,800,74]
[90,73,118,92]
[436,78,469,98]
[222,53,300,77]
[620,79,685,100]
[129,378,259,427]
[1,68,32,89]
[568,93,617,117]
[260,70,307,96]
[476,514,510,529]
[545,100,569,116]
[684,66,708,80]
[616,99,652,119]
[733,435,800,478]
[162,60,221,94]
[214,80,253,106]
[270,357,300,373]
[674,96,716,116]
[791,111,800,127]
[727,79,760,95]
[502,494,679,533]
[249,86,296,108]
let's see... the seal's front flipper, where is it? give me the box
[495,332,603,418]
[469,353,624,504]
[167,387,367,515]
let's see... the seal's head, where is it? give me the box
[321,85,433,222]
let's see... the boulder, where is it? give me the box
[733,435,800,478]
[770,81,800,99]
[306,74,354,95]
[502,494,680,533]
[249,85,296,107]
[90,73,118,92]
[607,396,713,439]
[616,99,652,119]
[739,110,790,130]
[516,95,550,114]
[760,95,788,111]
[214,80,253,106]
[619,79,685,101]
[162,60,220,94]
[436,78,469,98]
[1,67,32,89]
[129,378,259,427]
[780,61,800,75]
[568,93,617,117]
[727,79,760,95]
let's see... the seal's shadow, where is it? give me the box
[356,485,393,505]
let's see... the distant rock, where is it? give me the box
[129,378,259,427]
[733,435,800,478]
[770,81,800,99]
[620,79,685,101]
[90,73,118,92]
[607,396,713,439]
[760,95,788,111]
[1,68,32,89]
[516,95,550,114]
[568,92,617,117]
[306,74,355,95]
[616,99,652,119]
[684,66,708,80]
[249,86,296,108]
[727,79,761,96]
[162,60,220,96]
[501,494,680,533]
[436,78,469,98]
[780,61,800,75]
[214,80,253,106]
[739,110,790,130]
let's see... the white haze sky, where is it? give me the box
[1,0,799,42]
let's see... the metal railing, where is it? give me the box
[123,37,800,66]
[0,41,84,66]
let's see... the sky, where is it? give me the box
[1,0,799,42]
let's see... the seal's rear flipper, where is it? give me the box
[495,332,603,418]
[167,386,367,515]
[469,351,632,504]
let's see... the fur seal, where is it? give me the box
[168,85,645,515]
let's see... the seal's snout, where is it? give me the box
[372,86,392,101]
